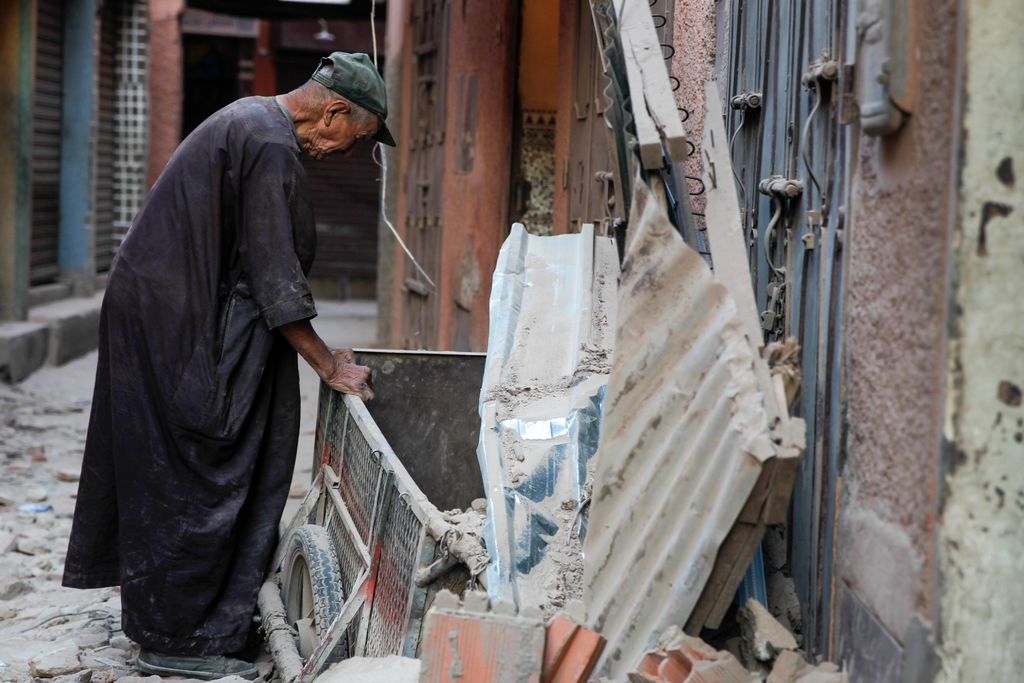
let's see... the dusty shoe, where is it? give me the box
[137,649,259,680]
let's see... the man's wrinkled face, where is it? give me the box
[305,100,380,160]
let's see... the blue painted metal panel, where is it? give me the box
[58,0,97,282]
[719,0,850,659]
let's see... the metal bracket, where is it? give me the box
[758,176,803,336]
[802,52,839,88]
[855,0,915,136]
[730,91,763,111]
[758,175,804,200]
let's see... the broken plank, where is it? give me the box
[618,24,664,170]
[685,522,767,633]
[701,79,763,349]
[615,0,689,163]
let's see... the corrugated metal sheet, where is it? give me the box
[477,222,618,610]
[583,178,777,679]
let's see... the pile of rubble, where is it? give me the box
[0,358,261,683]
[353,591,845,683]
[629,600,844,683]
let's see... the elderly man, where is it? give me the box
[62,52,393,680]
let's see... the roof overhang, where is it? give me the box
[185,0,385,21]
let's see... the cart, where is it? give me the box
[258,350,488,682]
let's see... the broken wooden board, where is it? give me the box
[684,79,808,634]
[700,80,763,349]
[613,0,689,168]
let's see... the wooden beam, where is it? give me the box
[615,0,689,167]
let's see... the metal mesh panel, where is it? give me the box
[364,492,424,657]
[314,382,333,470]
[326,399,349,476]
[326,503,366,595]
[339,421,381,542]
[112,0,148,244]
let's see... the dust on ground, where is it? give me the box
[0,302,377,682]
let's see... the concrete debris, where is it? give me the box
[29,640,84,677]
[0,577,32,600]
[543,611,606,683]
[26,485,49,502]
[628,625,846,683]
[419,589,546,683]
[628,626,751,683]
[766,651,846,683]
[765,574,802,641]
[764,338,802,408]
[107,635,133,651]
[16,533,51,556]
[55,469,81,483]
[739,598,798,662]
[314,656,420,683]
[114,677,252,683]
[0,354,134,683]
[50,672,92,683]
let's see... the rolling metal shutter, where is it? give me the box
[30,0,64,286]
[94,1,118,272]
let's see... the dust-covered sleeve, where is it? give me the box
[238,141,318,329]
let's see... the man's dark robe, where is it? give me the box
[63,97,317,655]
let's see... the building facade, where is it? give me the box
[378,1,1023,681]
[1,0,150,323]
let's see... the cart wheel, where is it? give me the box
[281,525,347,660]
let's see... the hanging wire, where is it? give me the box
[368,0,436,291]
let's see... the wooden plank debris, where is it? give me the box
[614,0,690,169]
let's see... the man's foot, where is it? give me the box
[137,649,259,680]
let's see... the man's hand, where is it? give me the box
[322,357,375,401]
[278,322,375,401]
[331,347,355,365]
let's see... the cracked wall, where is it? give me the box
[840,0,959,656]
[937,0,1024,679]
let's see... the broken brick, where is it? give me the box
[542,614,605,683]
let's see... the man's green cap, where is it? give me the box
[312,51,396,147]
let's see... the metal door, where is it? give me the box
[94,0,118,272]
[30,0,64,286]
[719,0,851,657]
[401,0,448,348]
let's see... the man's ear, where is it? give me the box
[323,98,351,126]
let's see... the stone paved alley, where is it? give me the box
[0,303,376,683]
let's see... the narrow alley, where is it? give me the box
[0,0,1021,682]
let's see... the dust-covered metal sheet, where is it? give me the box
[478,222,618,611]
[583,179,776,678]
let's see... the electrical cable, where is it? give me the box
[366,0,434,290]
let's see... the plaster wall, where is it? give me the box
[937,0,1024,678]
[838,0,959,645]
[147,0,185,186]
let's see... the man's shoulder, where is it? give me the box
[214,97,296,149]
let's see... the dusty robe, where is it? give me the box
[63,97,317,655]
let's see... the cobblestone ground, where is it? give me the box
[0,302,377,683]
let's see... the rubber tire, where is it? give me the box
[281,525,345,642]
